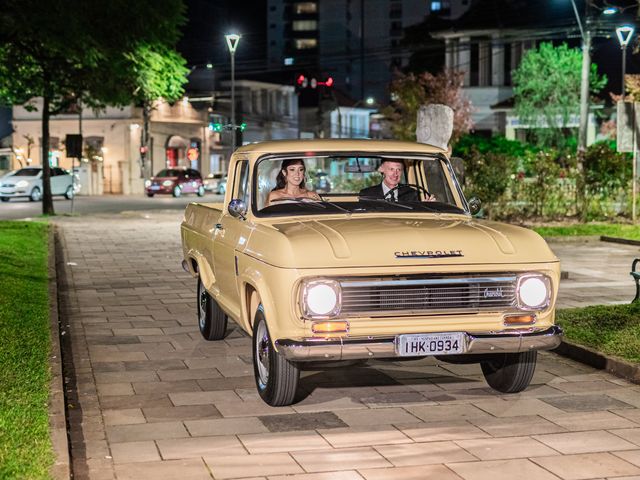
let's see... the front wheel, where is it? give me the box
[0,197,9,202]
[197,185,205,197]
[172,185,182,198]
[481,350,537,393]
[252,305,300,406]
[197,277,227,340]
[146,193,154,198]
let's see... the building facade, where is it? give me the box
[11,99,215,195]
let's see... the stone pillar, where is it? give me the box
[492,35,505,87]
[458,37,471,86]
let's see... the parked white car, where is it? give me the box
[0,167,76,202]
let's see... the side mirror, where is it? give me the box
[468,197,482,216]
[228,199,247,220]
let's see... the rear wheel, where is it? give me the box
[481,350,537,393]
[197,185,205,197]
[252,305,300,406]
[146,193,155,198]
[172,185,182,197]
[197,277,227,340]
[64,185,74,200]
[29,187,41,202]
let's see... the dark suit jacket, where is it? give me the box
[359,184,420,202]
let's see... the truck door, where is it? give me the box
[213,159,250,306]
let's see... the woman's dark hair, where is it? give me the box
[272,159,306,191]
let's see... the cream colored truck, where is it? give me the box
[181,139,562,406]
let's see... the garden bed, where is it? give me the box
[0,221,53,479]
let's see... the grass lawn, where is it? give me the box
[533,224,640,240]
[557,303,640,364]
[0,221,53,479]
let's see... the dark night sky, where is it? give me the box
[178,0,267,73]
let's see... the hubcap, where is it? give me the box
[255,320,270,387]
[32,189,41,201]
[198,282,207,330]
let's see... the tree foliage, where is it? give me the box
[0,0,188,214]
[513,42,607,148]
[385,70,473,146]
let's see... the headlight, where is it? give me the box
[162,180,174,187]
[302,280,341,317]
[144,180,151,187]
[517,274,551,310]
[15,180,29,188]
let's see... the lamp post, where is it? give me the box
[225,33,241,151]
[616,25,634,101]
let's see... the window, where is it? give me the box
[294,38,317,49]
[233,161,250,204]
[284,57,294,65]
[292,20,317,31]
[294,2,317,14]
[431,1,442,11]
[0,156,9,170]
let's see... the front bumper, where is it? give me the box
[275,325,563,361]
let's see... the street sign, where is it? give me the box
[616,101,640,153]
[65,134,83,158]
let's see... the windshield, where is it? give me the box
[13,168,41,177]
[253,154,465,217]
[156,169,182,177]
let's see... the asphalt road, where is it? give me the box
[0,193,224,220]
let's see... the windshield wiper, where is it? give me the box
[270,197,327,209]
[358,196,414,210]
[319,200,351,214]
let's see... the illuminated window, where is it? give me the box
[431,1,442,11]
[294,38,317,49]
[292,20,317,31]
[294,2,317,14]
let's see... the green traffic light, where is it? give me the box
[240,122,247,132]
[209,123,223,132]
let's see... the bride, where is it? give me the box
[266,159,321,206]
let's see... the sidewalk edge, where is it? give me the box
[48,225,71,480]
[554,340,640,385]
[600,235,640,247]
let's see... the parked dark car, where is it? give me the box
[312,171,332,193]
[145,168,205,198]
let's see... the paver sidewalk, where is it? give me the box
[55,212,640,480]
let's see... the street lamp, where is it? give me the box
[225,33,241,151]
[616,25,635,101]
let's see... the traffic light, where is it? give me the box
[209,122,224,132]
[239,122,247,132]
[296,75,333,89]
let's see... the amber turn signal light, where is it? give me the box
[312,321,349,334]
[503,314,536,326]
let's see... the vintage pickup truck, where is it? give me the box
[181,139,562,406]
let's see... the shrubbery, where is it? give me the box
[454,134,631,221]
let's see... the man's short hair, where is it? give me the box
[380,158,404,166]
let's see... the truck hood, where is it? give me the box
[243,216,557,269]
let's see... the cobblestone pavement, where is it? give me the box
[55,212,640,480]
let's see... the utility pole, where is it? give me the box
[570,0,590,220]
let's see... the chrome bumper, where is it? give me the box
[275,326,563,361]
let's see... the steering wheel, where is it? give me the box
[384,183,433,202]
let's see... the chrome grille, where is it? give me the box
[339,274,517,316]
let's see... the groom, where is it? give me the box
[359,159,431,202]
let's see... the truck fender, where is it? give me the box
[186,249,216,292]
[240,272,278,338]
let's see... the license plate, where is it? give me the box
[396,332,466,356]
[150,185,160,190]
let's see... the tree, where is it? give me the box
[0,0,187,214]
[385,70,473,146]
[513,42,607,149]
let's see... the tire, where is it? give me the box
[29,187,41,202]
[0,197,9,202]
[146,193,155,198]
[197,185,205,197]
[197,277,227,340]
[64,185,74,200]
[252,305,300,406]
[481,350,537,394]
[172,185,182,198]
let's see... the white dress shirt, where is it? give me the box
[381,182,398,201]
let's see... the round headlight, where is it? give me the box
[144,180,151,187]
[305,283,339,316]
[519,276,548,308]
[162,180,174,187]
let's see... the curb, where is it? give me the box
[554,340,640,385]
[48,226,71,479]
[600,235,640,247]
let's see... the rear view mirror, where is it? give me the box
[344,164,375,173]
[229,199,247,220]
